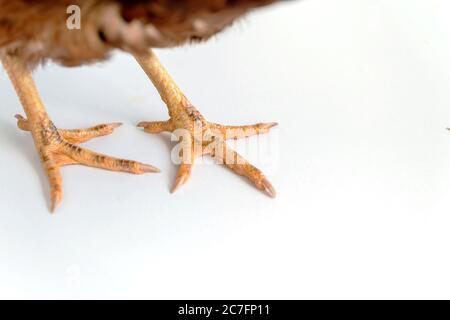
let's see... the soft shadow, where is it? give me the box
[138,129,179,191]
[0,117,51,210]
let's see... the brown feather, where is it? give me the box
[0,0,277,68]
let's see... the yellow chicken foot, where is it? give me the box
[134,50,277,197]
[1,53,159,212]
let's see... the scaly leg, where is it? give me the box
[1,54,159,212]
[134,50,277,197]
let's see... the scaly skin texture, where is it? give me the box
[1,53,159,212]
[0,1,286,210]
[134,50,277,197]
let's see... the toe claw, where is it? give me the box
[261,177,277,198]
[109,122,123,129]
[50,191,63,213]
[171,176,187,193]
[137,121,173,133]
[265,122,279,129]
[15,114,30,131]
[140,163,161,173]
[171,164,192,193]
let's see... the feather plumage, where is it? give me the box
[0,0,276,67]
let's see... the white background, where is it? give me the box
[1,0,450,299]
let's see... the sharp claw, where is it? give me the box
[266,122,279,129]
[109,122,123,129]
[256,122,278,131]
[171,176,186,193]
[140,163,161,173]
[261,178,276,198]
[50,191,62,213]
[171,170,190,193]
[15,114,30,131]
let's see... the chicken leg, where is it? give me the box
[134,50,277,197]
[1,53,159,212]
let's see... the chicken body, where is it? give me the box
[0,0,275,67]
[0,0,284,211]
